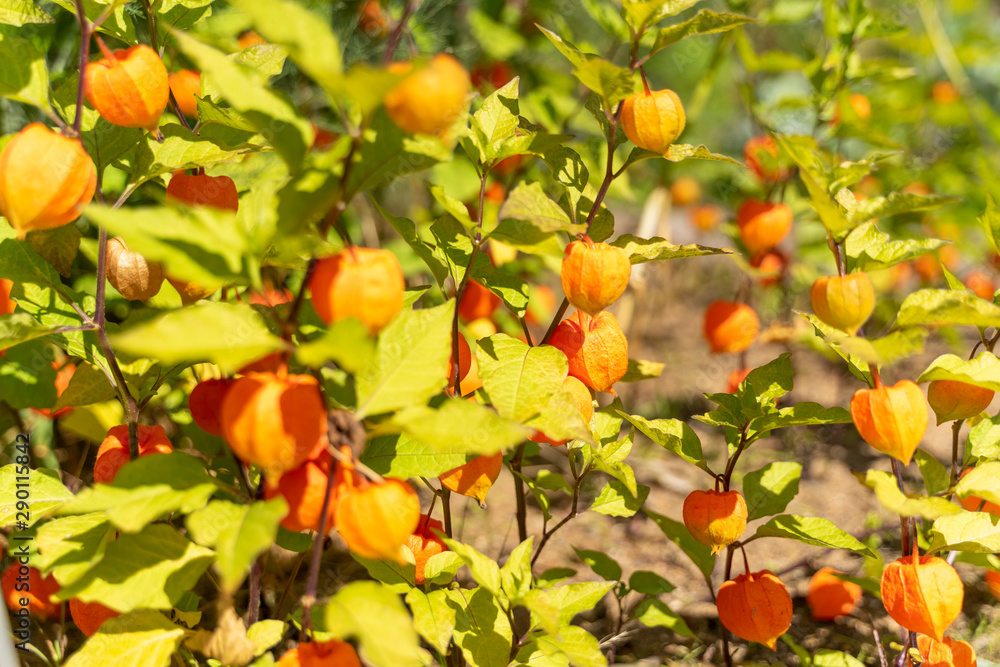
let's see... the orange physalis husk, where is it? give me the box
[439,452,502,508]
[880,552,963,641]
[927,379,994,425]
[166,173,239,212]
[189,378,236,437]
[457,280,501,322]
[275,639,362,667]
[529,376,594,446]
[168,69,201,119]
[0,123,97,238]
[94,424,173,484]
[560,238,631,316]
[220,372,327,478]
[334,472,421,563]
[682,490,747,555]
[806,567,863,621]
[69,598,120,637]
[703,301,759,354]
[744,136,792,183]
[2,565,62,620]
[405,514,447,585]
[716,569,793,649]
[810,272,876,335]
[548,310,628,393]
[84,44,169,134]
[263,449,336,533]
[916,635,977,667]
[850,379,928,465]
[309,247,406,335]
[736,200,793,256]
[620,88,685,154]
[384,54,470,137]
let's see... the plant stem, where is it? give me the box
[441,488,453,538]
[721,426,749,492]
[584,102,625,236]
[721,546,734,667]
[531,461,590,567]
[511,443,528,543]
[540,298,569,345]
[72,0,91,136]
[283,258,317,343]
[382,0,419,64]
[950,419,964,487]
[247,559,261,625]
[890,458,911,556]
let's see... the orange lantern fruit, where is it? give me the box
[0,123,97,238]
[927,380,994,425]
[220,372,327,478]
[917,635,977,667]
[964,270,996,300]
[751,251,786,288]
[806,567,863,621]
[620,88,685,155]
[703,301,759,354]
[448,333,472,384]
[736,200,793,256]
[32,361,76,419]
[458,280,501,323]
[166,173,239,212]
[264,449,336,533]
[682,490,748,554]
[716,570,793,649]
[560,238,632,316]
[985,569,1000,601]
[358,0,388,38]
[958,468,1000,516]
[70,598,120,637]
[548,310,628,393]
[276,639,362,667]
[166,277,219,305]
[525,285,556,326]
[880,552,963,641]
[94,424,174,484]
[831,93,872,125]
[850,379,927,465]
[529,376,594,446]
[744,136,791,183]
[84,44,169,134]
[405,514,447,585]
[670,176,702,206]
[105,236,164,301]
[335,476,421,563]
[726,368,752,394]
[439,452,503,508]
[932,81,960,105]
[0,279,13,315]
[384,54,471,137]
[2,564,62,620]
[309,247,406,335]
[810,273,876,335]
[168,69,201,119]
[689,203,724,231]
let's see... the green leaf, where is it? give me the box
[448,587,513,667]
[27,224,81,278]
[844,223,947,273]
[591,481,649,517]
[968,414,1000,461]
[477,335,568,423]
[317,581,426,667]
[172,30,312,170]
[812,649,866,667]
[185,498,286,592]
[573,548,622,582]
[110,303,285,375]
[917,352,1000,391]
[610,234,731,264]
[956,461,1000,506]
[914,450,951,496]
[824,328,928,367]
[295,318,374,374]
[361,433,473,479]
[352,551,417,593]
[743,462,801,521]
[347,109,446,194]
[897,289,1000,328]
[227,0,341,87]
[85,204,250,286]
[500,537,534,603]
[545,581,616,625]
[0,34,50,110]
[618,413,713,476]
[0,465,72,528]
[355,302,453,418]
[928,511,1000,554]
[63,610,185,667]
[628,570,675,595]
[644,509,715,579]
[472,78,521,162]
[391,398,529,458]
[0,223,69,289]
[498,181,573,233]
[752,402,852,433]
[443,539,502,597]
[0,0,53,25]
[36,513,114,587]
[772,134,853,240]
[52,362,117,411]
[0,313,70,355]
[620,358,664,382]
[622,0,701,31]
[848,192,958,225]
[535,624,606,667]
[537,26,633,110]
[0,341,57,409]
[54,524,214,612]
[633,598,695,638]
[247,619,285,657]
[863,470,962,520]
[648,10,755,58]
[665,143,744,165]
[125,124,249,188]
[50,0,135,42]
[979,192,1000,257]
[752,515,877,557]
[406,589,456,656]
[58,452,219,533]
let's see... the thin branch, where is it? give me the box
[382,0,419,64]
[72,0,92,136]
